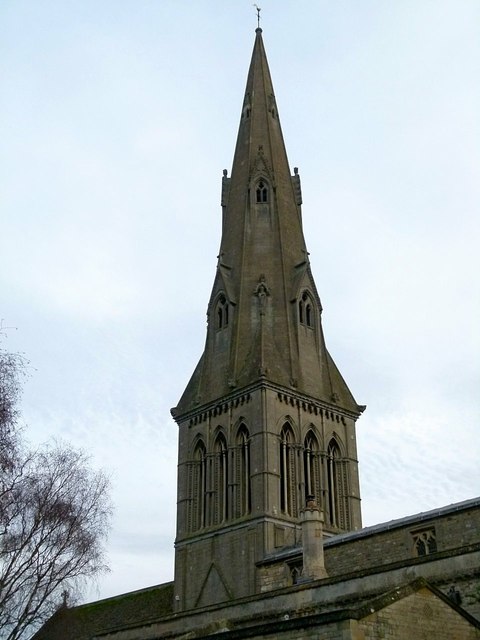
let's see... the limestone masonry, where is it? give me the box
[33,28,480,640]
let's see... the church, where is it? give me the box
[33,27,480,640]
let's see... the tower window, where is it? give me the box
[280,424,297,517]
[326,439,350,530]
[216,294,229,330]
[327,440,339,527]
[299,292,314,328]
[235,425,251,518]
[256,181,268,203]
[303,431,321,506]
[214,434,228,525]
[305,303,312,327]
[190,440,207,531]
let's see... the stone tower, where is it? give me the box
[171,28,365,611]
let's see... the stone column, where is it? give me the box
[301,496,328,580]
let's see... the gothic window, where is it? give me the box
[216,294,229,330]
[256,180,269,203]
[290,565,301,585]
[213,433,228,524]
[412,528,437,557]
[280,424,298,517]
[191,440,207,531]
[303,430,321,505]
[235,425,251,518]
[326,439,350,530]
[305,302,312,327]
[243,93,251,119]
[299,291,314,328]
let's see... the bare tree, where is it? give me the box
[0,337,111,640]
[0,331,26,472]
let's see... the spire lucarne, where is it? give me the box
[172,29,364,611]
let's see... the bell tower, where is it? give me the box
[171,28,365,611]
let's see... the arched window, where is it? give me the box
[216,294,229,330]
[327,440,340,527]
[280,424,297,517]
[191,440,207,531]
[256,180,268,203]
[235,425,251,518]
[299,291,314,328]
[213,433,228,524]
[326,439,350,530]
[412,528,437,557]
[305,302,312,327]
[291,566,301,585]
[303,430,321,505]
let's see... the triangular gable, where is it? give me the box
[207,264,237,308]
[354,578,480,631]
[291,262,323,312]
[195,562,233,608]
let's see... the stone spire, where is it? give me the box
[172,30,364,610]
[173,28,362,419]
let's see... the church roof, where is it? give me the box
[31,577,480,639]
[31,582,173,640]
[325,495,480,547]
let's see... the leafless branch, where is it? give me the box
[1,340,112,640]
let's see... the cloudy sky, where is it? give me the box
[1,1,479,602]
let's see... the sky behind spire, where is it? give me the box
[1,1,479,601]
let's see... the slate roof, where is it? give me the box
[260,495,480,565]
[31,575,480,639]
[31,581,173,640]
[183,579,480,640]
[324,495,480,547]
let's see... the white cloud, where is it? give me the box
[2,1,479,601]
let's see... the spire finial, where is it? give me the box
[253,4,261,29]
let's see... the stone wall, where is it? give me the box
[325,504,480,577]
[438,575,480,621]
[359,587,480,640]
[256,499,480,621]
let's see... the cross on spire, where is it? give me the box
[253,4,261,29]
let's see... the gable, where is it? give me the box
[195,562,233,608]
[358,584,480,639]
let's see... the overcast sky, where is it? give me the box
[1,1,479,602]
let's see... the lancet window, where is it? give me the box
[326,439,350,530]
[213,433,228,525]
[215,294,229,330]
[280,424,298,517]
[256,180,269,203]
[299,291,314,328]
[235,425,251,518]
[186,426,253,532]
[189,440,207,531]
[303,430,322,505]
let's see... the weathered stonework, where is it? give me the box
[32,26,480,640]
[171,27,364,610]
[174,381,362,608]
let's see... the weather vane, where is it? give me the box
[253,4,261,28]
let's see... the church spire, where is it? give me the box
[174,28,362,417]
[172,29,363,610]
